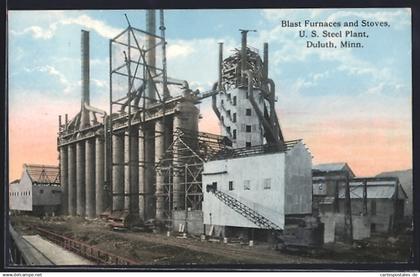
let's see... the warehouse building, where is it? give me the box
[9,164,61,216]
[338,178,407,233]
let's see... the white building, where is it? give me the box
[9,164,61,215]
[202,140,312,230]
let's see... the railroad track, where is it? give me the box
[34,226,141,266]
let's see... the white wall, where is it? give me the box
[284,141,313,214]
[9,170,32,211]
[217,88,264,148]
[202,152,285,229]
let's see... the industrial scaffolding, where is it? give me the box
[155,128,230,225]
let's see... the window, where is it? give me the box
[221,99,224,105]
[246,125,252,132]
[233,129,237,140]
[263,178,272,190]
[233,113,236,123]
[233,96,237,106]
[227,110,231,118]
[229,181,234,191]
[246,142,251,148]
[246,108,252,116]
[29,191,30,196]
[244,180,251,190]
[227,94,231,100]
[226,126,231,134]
[40,189,44,194]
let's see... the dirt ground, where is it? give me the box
[10,215,414,266]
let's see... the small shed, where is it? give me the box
[9,164,61,216]
[312,162,355,215]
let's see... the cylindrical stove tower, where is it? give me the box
[85,139,96,219]
[60,146,68,215]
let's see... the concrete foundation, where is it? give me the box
[172,210,204,235]
[320,213,336,243]
[352,215,371,240]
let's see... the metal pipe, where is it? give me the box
[95,136,105,215]
[68,144,76,216]
[76,142,86,217]
[60,146,68,215]
[245,70,279,145]
[218,42,223,91]
[112,134,124,211]
[85,139,95,219]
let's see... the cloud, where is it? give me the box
[11,14,123,40]
[167,43,195,59]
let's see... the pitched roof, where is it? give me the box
[338,180,407,200]
[312,162,355,178]
[24,164,60,184]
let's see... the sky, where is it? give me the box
[8,8,412,180]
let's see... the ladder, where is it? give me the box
[210,188,281,231]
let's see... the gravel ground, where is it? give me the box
[9,215,413,267]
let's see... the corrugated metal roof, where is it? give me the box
[24,164,59,184]
[338,182,406,199]
[313,162,347,172]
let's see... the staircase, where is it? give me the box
[209,187,281,231]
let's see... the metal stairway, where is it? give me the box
[208,185,281,231]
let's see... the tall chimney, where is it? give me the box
[218,42,223,90]
[80,30,90,128]
[240,30,247,85]
[146,10,156,107]
[81,30,90,106]
[263,42,268,80]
